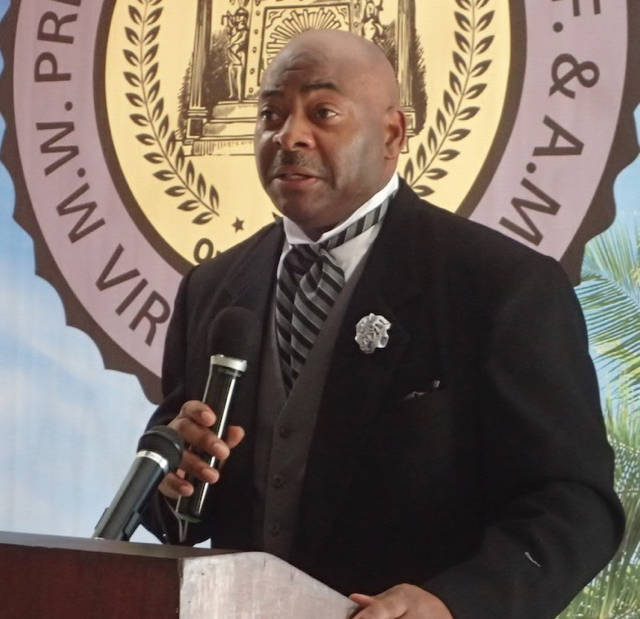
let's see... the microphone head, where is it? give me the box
[208,307,261,361]
[138,426,184,471]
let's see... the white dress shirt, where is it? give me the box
[278,173,399,281]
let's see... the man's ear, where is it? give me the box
[384,109,407,159]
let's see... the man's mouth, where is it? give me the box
[270,166,320,186]
[276,173,314,180]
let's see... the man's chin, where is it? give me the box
[269,188,322,220]
[275,202,323,224]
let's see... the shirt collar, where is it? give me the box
[282,173,399,247]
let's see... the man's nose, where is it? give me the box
[274,112,314,150]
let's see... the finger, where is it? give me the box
[180,449,222,482]
[170,404,243,458]
[177,400,216,427]
[203,425,245,474]
[170,412,224,457]
[225,425,245,450]
[164,404,245,492]
[349,594,377,619]
[169,422,219,457]
[159,441,225,498]
[349,594,376,608]
[158,471,193,500]
[349,592,406,619]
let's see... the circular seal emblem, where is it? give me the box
[1,0,638,399]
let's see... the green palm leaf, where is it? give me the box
[558,223,640,618]
[577,223,640,394]
[558,392,640,619]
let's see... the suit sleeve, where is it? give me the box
[140,267,215,546]
[424,254,625,619]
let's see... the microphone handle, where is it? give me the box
[176,355,246,523]
[93,451,170,541]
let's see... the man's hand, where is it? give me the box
[158,400,245,500]
[349,585,453,619]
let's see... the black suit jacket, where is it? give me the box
[145,181,624,619]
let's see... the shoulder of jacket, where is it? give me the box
[392,179,568,289]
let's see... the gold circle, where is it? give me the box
[104,1,511,265]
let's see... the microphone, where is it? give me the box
[176,306,260,524]
[93,425,183,541]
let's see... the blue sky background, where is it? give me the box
[0,0,638,544]
[0,0,157,541]
[612,108,640,223]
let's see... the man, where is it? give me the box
[143,29,624,619]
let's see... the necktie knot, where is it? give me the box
[283,244,318,288]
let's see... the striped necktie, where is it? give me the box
[275,199,390,393]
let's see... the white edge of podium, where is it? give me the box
[180,551,359,619]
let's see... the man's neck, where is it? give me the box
[283,173,399,246]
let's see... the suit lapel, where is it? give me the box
[219,224,284,312]
[294,184,435,561]
[207,224,283,532]
[219,223,284,430]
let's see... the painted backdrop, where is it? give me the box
[0,1,638,615]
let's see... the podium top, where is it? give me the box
[0,529,224,559]
[0,530,356,619]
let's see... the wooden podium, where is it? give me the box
[0,531,357,618]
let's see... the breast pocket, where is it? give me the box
[367,381,478,483]
[397,378,446,409]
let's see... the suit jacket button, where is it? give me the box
[278,425,292,439]
[272,474,285,488]
[268,521,281,535]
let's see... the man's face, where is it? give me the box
[254,46,393,239]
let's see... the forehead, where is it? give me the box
[260,48,353,96]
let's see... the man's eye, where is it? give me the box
[260,109,278,121]
[317,108,338,120]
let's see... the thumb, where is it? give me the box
[349,593,377,607]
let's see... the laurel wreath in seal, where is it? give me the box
[120,0,492,217]
[122,0,219,225]
[404,0,495,197]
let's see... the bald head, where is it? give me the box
[263,29,401,110]
[254,28,406,239]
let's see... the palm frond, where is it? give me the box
[558,390,640,619]
[577,223,640,396]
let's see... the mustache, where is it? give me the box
[270,150,325,176]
